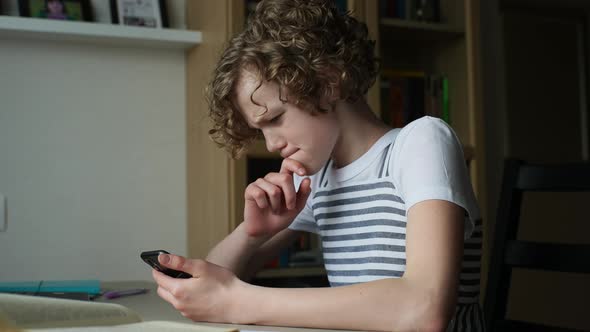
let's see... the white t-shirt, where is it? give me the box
[291,116,480,239]
[288,116,484,318]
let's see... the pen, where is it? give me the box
[103,288,148,299]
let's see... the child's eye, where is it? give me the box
[269,113,283,124]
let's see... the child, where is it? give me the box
[152,0,484,331]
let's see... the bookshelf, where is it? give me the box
[185,0,486,283]
[353,0,486,213]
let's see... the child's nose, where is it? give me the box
[264,131,286,153]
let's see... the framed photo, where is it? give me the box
[18,0,93,22]
[110,0,169,28]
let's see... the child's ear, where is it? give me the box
[320,74,342,111]
[318,91,340,112]
[319,93,336,112]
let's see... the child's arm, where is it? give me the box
[241,199,465,331]
[206,158,312,279]
[153,199,464,332]
[205,225,303,280]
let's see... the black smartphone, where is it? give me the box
[140,250,192,279]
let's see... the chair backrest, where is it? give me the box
[484,158,590,332]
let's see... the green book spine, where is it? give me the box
[442,76,450,124]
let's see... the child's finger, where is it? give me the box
[280,158,306,176]
[295,177,312,210]
[152,268,175,292]
[156,284,178,307]
[253,178,283,213]
[245,184,269,209]
[264,172,296,210]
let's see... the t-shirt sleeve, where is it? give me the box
[391,116,480,238]
[288,174,319,234]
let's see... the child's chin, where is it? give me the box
[288,156,323,176]
[304,163,325,176]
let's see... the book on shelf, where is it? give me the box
[0,293,237,332]
[245,0,262,21]
[263,232,323,269]
[333,0,348,14]
[379,0,440,22]
[379,0,409,19]
[380,69,450,127]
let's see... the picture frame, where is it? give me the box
[18,0,93,22]
[110,0,169,28]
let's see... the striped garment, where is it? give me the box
[292,122,485,331]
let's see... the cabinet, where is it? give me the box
[186,0,486,282]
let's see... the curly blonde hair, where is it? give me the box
[206,0,378,158]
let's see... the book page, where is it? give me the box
[26,320,239,332]
[0,293,141,329]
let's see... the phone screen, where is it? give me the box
[141,250,192,279]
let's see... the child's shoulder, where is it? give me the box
[395,116,458,150]
[391,116,464,176]
[399,115,452,135]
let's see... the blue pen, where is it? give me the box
[103,288,148,299]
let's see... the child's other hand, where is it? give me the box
[243,158,312,237]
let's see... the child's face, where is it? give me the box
[234,70,341,175]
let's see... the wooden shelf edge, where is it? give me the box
[379,18,464,42]
[0,16,201,49]
[380,17,464,34]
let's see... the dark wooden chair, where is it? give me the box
[484,159,590,332]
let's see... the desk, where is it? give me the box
[100,281,362,332]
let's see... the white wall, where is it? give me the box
[0,35,188,281]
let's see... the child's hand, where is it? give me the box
[243,158,312,237]
[152,253,248,324]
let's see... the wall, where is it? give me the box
[0,22,188,280]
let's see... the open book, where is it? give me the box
[0,293,237,332]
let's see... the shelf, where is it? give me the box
[379,18,464,42]
[255,266,326,279]
[0,16,201,49]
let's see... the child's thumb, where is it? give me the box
[158,254,190,272]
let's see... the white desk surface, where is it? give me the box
[99,281,363,332]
